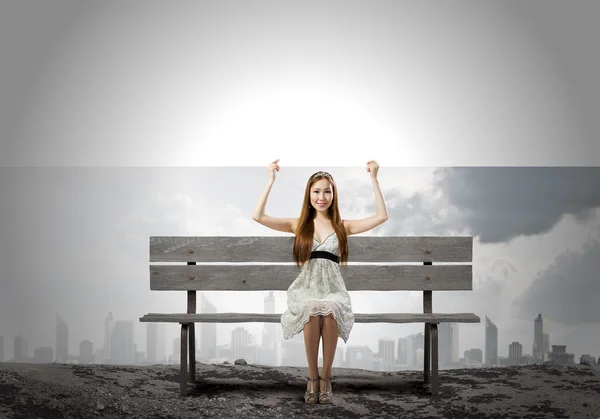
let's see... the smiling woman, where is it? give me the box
[198,84,397,166]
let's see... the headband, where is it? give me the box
[312,171,332,180]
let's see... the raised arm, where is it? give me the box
[251,160,296,234]
[343,160,388,236]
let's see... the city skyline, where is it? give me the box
[2,302,597,370]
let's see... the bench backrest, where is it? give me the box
[149,236,473,292]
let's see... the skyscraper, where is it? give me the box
[257,291,278,366]
[378,337,395,370]
[231,327,253,361]
[103,312,114,361]
[172,338,180,363]
[146,323,165,364]
[80,340,94,364]
[509,341,522,366]
[56,315,68,363]
[407,332,424,367]
[485,316,498,366]
[111,320,134,364]
[346,346,374,370]
[396,337,409,365]
[262,291,277,349]
[282,331,305,367]
[14,335,28,361]
[533,313,547,362]
[0,335,4,362]
[200,293,217,361]
[439,323,459,365]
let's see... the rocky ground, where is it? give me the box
[1,361,599,418]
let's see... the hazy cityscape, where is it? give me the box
[2,292,598,371]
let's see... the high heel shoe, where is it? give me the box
[318,377,333,404]
[304,377,319,404]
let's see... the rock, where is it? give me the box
[95,402,105,411]
[234,359,248,366]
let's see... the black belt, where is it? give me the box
[310,251,340,264]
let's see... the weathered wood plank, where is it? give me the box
[150,264,472,291]
[139,312,481,324]
[150,236,473,263]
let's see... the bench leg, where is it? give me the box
[424,323,431,385]
[431,323,439,397]
[189,323,196,383]
[180,323,189,396]
[423,289,432,387]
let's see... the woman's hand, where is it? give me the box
[366,160,380,179]
[268,159,280,182]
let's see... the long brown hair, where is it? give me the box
[293,171,349,268]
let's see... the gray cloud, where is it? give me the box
[433,167,600,243]
[512,236,600,326]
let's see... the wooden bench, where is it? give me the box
[140,235,479,397]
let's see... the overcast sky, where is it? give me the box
[1,167,599,361]
[0,0,599,363]
[1,0,599,167]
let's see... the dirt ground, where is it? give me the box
[1,361,599,418]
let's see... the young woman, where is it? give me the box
[252,159,388,404]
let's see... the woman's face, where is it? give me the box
[310,178,333,213]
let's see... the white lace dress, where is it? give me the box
[280,232,355,343]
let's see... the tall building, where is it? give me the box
[509,342,522,366]
[464,348,483,363]
[103,312,114,362]
[346,346,374,370]
[14,335,28,361]
[80,340,94,364]
[111,320,134,364]
[282,331,305,367]
[172,338,180,363]
[146,323,165,364]
[0,335,4,362]
[485,316,498,366]
[56,315,68,363]
[550,345,575,365]
[200,293,217,361]
[231,327,255,362]
[396,337,409,365]
[407,332,424,367]
[439,323,459,365]
[533,313,548,362]
[333,346,344,368]
[451,323,459,363]
[262,291,277,349]
[258,291,278,366]
[378,337,395,370]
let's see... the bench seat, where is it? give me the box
[140,312,480,324]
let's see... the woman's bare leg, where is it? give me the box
[320,313,339,391]
[303,315,321,384]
